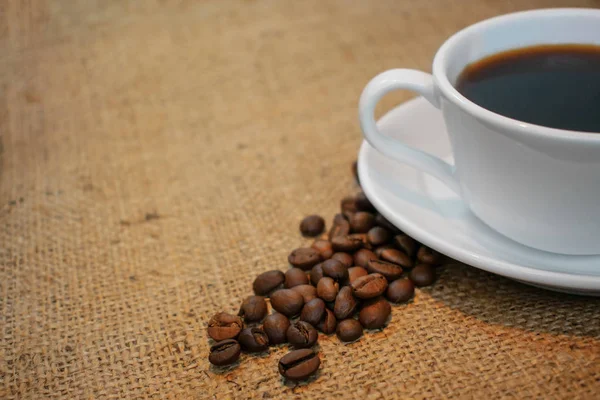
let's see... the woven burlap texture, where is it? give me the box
[1,0,599,399]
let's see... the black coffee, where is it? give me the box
[456,44,600,133]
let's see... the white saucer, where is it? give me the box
[358,97,600,295]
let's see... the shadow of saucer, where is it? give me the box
[425,264,600,339]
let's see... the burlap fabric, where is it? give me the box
[1,1,599,398]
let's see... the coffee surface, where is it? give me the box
[456,44,600,133]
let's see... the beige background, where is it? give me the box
[1,1,599,399]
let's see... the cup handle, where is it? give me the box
[359,69,460,194]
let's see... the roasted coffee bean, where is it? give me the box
[253,270,285,295]
[341,196,358,219]
[331,252,353,268]
[374,245,394,258]
[380,248,413,269]
[311,239,333,260]
[374,213,398,233]
[349,212,376,233]
[310,263,324,286]
[348,266,369,284]
[367,226,391,247]
[329,213,350,239]
[336,319,363,342]
[207,312,243,341]
[263,313,291,345]
[300,298,326,326]
[353,249,377,268]
[393,235,418,258]
[278,349,320,381]
[352,160,360,185]
[334,286,359,320]
[386,279,415,303]
[316,277,339,302]
[209,339,241,366]
[409,264,436,287]
[355,192,375,212]
[367,259,403,281]
[331,235,363,252]
[300,215,325,237]
[292,284,318,303]
[238,327,269,352]
[351,273,388,299]
[322,259,348,282]
[270,289,304,317]
[317,308,337,334]
[287,321,318,348]
[288,248,321,270]
[285,268,309,288]
[351,233,372,250]
[417,246,444,265]
[238,296,268,323]
[359,297,391,329]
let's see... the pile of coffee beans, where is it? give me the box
[206,162,444,382]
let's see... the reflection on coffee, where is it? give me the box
[456,44,600,133]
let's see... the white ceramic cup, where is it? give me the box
[359,8,600,255]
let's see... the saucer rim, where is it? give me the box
[358,97,600,292]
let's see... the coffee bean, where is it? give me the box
[270,289,304,317]
[349,212,376,233]
[331,252,353,268]
[341,196,358,219]
[355,192,375,212]
[350,233,372,250]
[393,235,418,258]
[209,339,241,366]
[238,327,269,352]
[374,213,398,233]
[367,226,391,247]
[300,215,325,237]
[311,239,333,260]
[331,235,363,252]
[409,264,436,287]
[287,321,318,348]
[386,279,415,303]
[380,248,413,269]
[253,270,285,295]
[238,296,268,323]
[374,245,394,258]
[359,297,391,329]
[329,213,350,239]
[352,160,360,185]
[336,319,363,342]
[351,273,388,299]
[367,259,403,281]
[417,246,444,265]
[291,284,318,303]
[317,308,337,334]
[207,312,243,341]
[322,259,348,282]
[353,249,377,268]
[348,266,369,284]
[288,248,321,270]
[316,277,339,302]
[310,263,324,286]
[334,286,359,320]
[263,313,291,345]
[300,298,326,326]
[285,268,309,288]
[278,349,320,381]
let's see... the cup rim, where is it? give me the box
[432,8,600,142]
